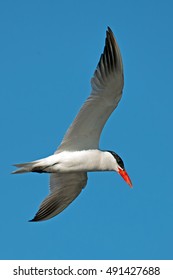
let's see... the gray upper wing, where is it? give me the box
[30,172,87,221]
[56,27,124,153]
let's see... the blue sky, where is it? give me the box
[1,0,173,260]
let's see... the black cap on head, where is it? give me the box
[107,150,125,170]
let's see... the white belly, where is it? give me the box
[33,149,116,173]
[53,150,102,172]
[40,150,108,173]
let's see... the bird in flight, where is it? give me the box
[13,27,132,222]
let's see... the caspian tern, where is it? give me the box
[13,27,132,222]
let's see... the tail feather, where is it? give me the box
[12,160,42,174]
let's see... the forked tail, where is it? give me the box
[12,160,46,174]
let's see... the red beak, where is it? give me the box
[118,168,133,188]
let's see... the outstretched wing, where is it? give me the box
[56,27,124,153]
[30,172,87,222]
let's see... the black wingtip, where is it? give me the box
[107,26,113,35]
[28,219,35,222]
[28,217,38,222]
[28,215,47,222]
